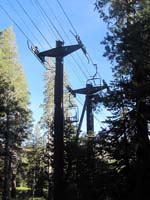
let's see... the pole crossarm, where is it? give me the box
[68,82,108,137]
[70,84,107,95]
[37,44,82,58]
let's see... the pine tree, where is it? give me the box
[95,0,150,199]
[0,27,32,199]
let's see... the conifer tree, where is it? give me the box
[0,27,31,200]
[95,0,150,199]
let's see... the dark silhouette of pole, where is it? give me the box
[86,84,94,134]
[29,40,82,200]
[54,40,65,200]
[67,83,107,135]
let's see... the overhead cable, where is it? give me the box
[45,0,68,41]
[56,0,78,35]
[0,3,32,44]
[36,0,64,41]
[57,0,102,80]
[15,0,52,48]
[70,55,89,80]
[31,0,58,42]
[45,0,91,77]
[6,0,44,49]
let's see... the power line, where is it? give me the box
[56,0,78,35]
[31,0,58,42]
[6,0,44,49]
[76,53,91,76]
[0,1,53,70]
[36,0,64,41]
[3,0,97,85]
[41,2,89,82]
[65,62,85,86]
[12,0,87,82]
[45,0,91,77]
[57,0,102,80]
[76,97,83,106]
[45,0,68,39]
[0,3,32,44]
[15,0,52,48]
[35,1,87,83]
[70,55,89,80]
[33,0,90,83]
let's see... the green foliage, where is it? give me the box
[22,124,48,197]
[0,27,29,108]
[95,0,150,199]
[0,26,32,199]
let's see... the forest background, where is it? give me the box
[0,0,150,200]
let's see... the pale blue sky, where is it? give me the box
[0,0,112,132]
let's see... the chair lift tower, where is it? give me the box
[28,40,82,200]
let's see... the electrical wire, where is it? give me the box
[36,0,64,41]
[2,0,100,86]
[31,0,58,42]
[13,0,87,82]
[0,2,53,70]
[64,62,85,86]
[0,3,32,44]
[6,0,44,49]
[45,0,69,40]
[70,55,89,80]
[36,1,89,85]
[44,0,91,81]
[32,0,87,80]
[56,0,78,35]
[45,0,91,77]
[15,0,52,48]
[76,97,83,106]
[56,0,102,80]
[42,0,91,83]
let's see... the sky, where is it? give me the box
[0,0,112,133]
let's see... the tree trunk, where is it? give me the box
[11,174,16,199]
[3,114,11,200]
[131,101,150,200]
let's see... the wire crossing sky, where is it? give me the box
[0,0,112,131]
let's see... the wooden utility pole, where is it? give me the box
[53,40,64,200]
[86,84,94,134]
[31,40,82,200]
[67,83,107,136]
[67,82,108,188]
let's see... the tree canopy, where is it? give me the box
[0,26,32,200]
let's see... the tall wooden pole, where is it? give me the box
[29,40,82,200]
[54,41,64,200]
[86,84,94,134]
